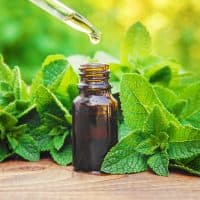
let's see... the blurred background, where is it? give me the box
[0,0,200,83]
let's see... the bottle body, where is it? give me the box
[72,64,118,171]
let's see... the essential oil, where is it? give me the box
[72,63,118,172]
[30,0,101,44]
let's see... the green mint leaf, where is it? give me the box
[186,156,200,171]
[43,113,67,128]
[0,92,15,108]
[147,151,169,176]
[153,85,178,112]
[144,105,168,134]
[172,99,187,118]
[168,123,200,142]
[168,124,200,159]
[0,81,12,92]
[4,100,30,118]
[0,142,11,161]
[0,54,13,82]
[109,64,130,94]
[118,122,132,140]
[168,140,200,160]
[149,66,172,85]
[120,73,178,130]
[170,162,200,176]
[136,137,159,155]
[121,22,151,65]
[18,106,41,129]
[0,110,17,130]
[35,85,72,124]
[9,124,28,138]
[101,131,148,174]
[170,72,199,92]
[28,125,53,152]
[182,111,200,129]
[8,135,40,161]
[42,55,67,88]
[50,144,72,166]
[31,55,67,94]
[179,82,200,120]
[12,66,29,100]
[7,135,18,150]
[55,65,79,111]
[53,131,69,151]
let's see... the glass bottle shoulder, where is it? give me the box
[73,94,117,108]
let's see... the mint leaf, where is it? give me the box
[35,85,72,124]
[42,55,67,88]
[0,110,18,129]
[109,64,130,94]
[168,124,200,159]
[31,55,67,94]
[149,66,172,85]
[28,125,53,152]
[182,111,200,129]
[144,105,169,134]
[170,162,200,176]
[12,66,29,100]
[169,140,200,159]
[170,72,199,92]
[0,54,13,82]
[172,99,187,118]
[4,100,30,118]
[121,22,151,65]
[8,135,40,161]
[168,123,200,142]
[0,142,11,161]
[0,111,18,140]
[50,144,72,166]
[136,137,159,155]
[55,65,78,111]
[120,73,178,130]
[153,85,178,112]
[147,151,169,176]
[0,81,12,92]
[137,106,169,155]
[53,131,69,151]
[0,91,15,108]
[18,106,40,129]
[101,131,148,174]
[118,122,132,140]
[187,156,200,171]
[179,82,200,120]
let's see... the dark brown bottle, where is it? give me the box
[72,63,118,172]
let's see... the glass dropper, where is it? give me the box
[29,0,101,44]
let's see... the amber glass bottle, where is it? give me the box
[72,63,118,172]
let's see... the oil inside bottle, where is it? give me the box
[72,64,118,172]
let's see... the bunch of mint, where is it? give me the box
[0,22,199,177]
[100,22,200,176]
[0,54,78,165]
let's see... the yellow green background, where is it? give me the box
[1,0,200,82]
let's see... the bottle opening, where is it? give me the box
[78,63,111,91]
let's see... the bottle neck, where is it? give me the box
[78,63,111,96]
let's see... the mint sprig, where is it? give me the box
[102,22,200,176]
[0,21,200,177]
